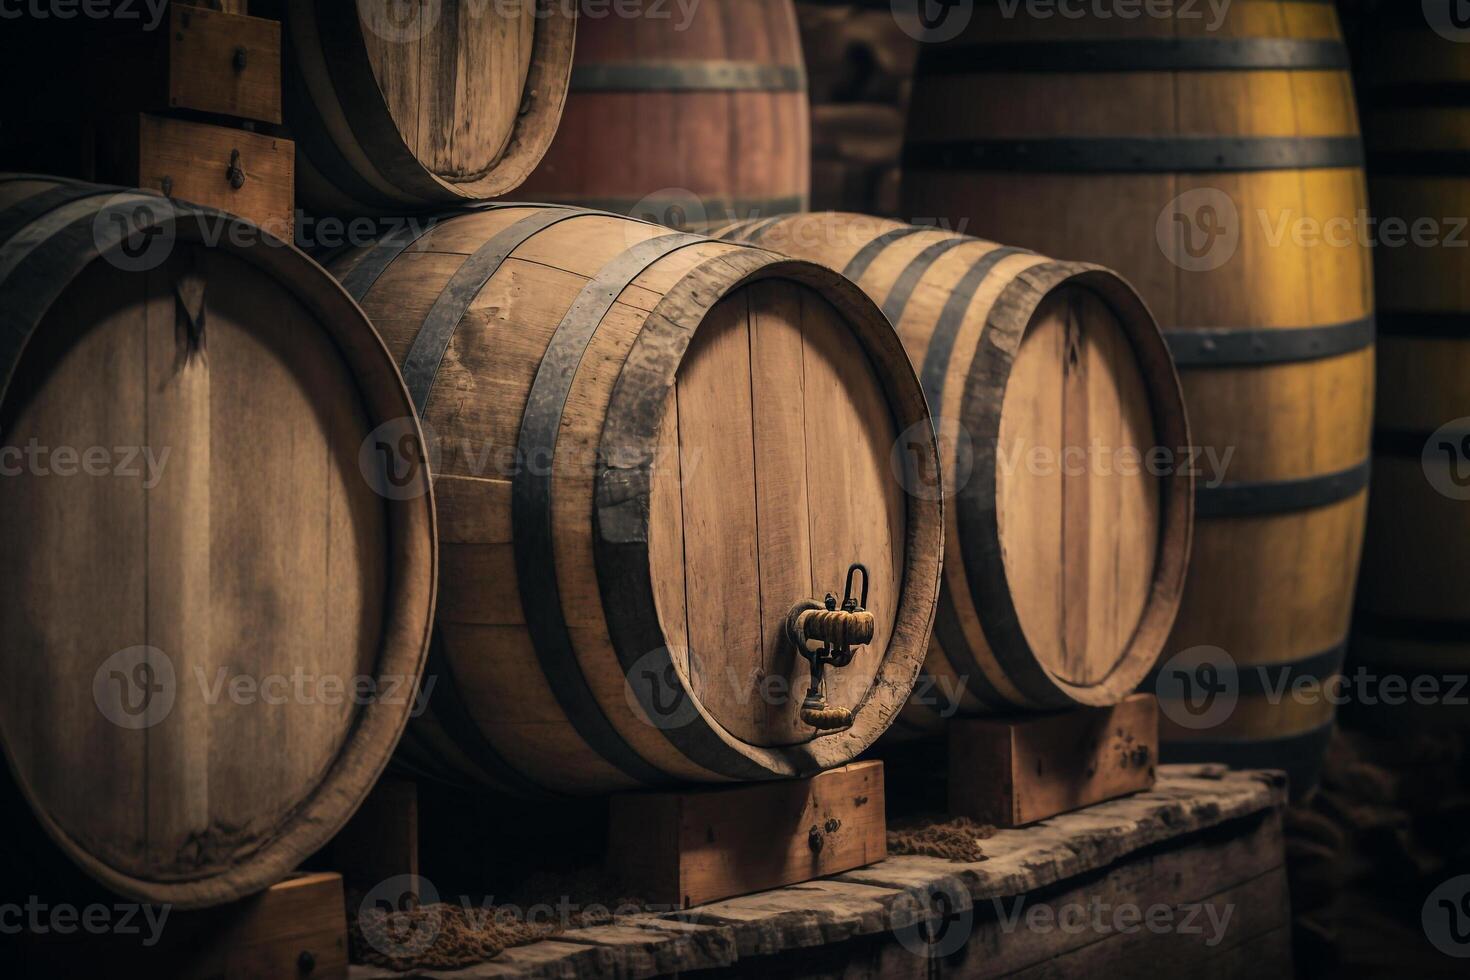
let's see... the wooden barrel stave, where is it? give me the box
[902,1,1373,792]
[517,0,810,225]
[329,206,942,795]
[721,212,1193,727]
[284,0,576,212]
[0,176,436,906]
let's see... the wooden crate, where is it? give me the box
[90,4,282,124]
[97,114,294,237]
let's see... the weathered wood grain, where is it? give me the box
[347,766,1284,979]
[949,694,1159,827]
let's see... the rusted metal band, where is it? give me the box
[338,212,452,301]
[1197,459,1371,517]
[881,235,972,325]
[917,245,1031,414]
[572,60,805,92]
[513,231,705,786]
[918,38,1350,75]
[841,225,930,281]
[905,136,1365,173]
[1166,315,1375,367]
[1145,642,1346,698]
[400,209,589,415]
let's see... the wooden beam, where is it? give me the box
[607,761,887,909]
[949,694,1158,827]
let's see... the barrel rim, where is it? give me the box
[289,0,577,209]
[958,263,1195,709]
[712,212,1192,712]
[595,249,945,778]
[0,176,437,908]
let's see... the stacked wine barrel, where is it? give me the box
[0,175,437,907]
[282,0,577,213]
[517,0,810,227]
[718,213,1192,726]
[902,0,1374,794]
[327,206,943,795]
[1350,8,1470,731]
[5,1,951,912]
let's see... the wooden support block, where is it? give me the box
[607,761,886,910]
[949,694,1158,827]
[91,5,282,124]
[21,872,348,979]
[97,114,295,238]
[330,778,419,898]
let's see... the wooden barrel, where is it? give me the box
[282,0,576,212]
[0,176,436,906]
[326,205,942,795]
[717,213,1192,727]
[902,0,1374,793]
[515,0,810,227]
[1350,11,1470,730]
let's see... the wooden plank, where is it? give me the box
[747,280,817,743]
[142,250,212,871]
[672,288,765,741]
[608,761,887,909]
[165,5,282,124]
[941,810,1286,978]
[990,874,1291,980]
[345,767,1283,979]
[948,694,1159,827]
[97,114,295,239]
